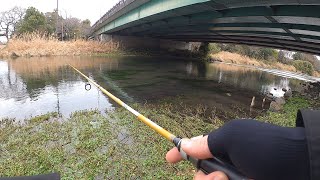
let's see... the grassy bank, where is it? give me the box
[0,33,119,57]
[0,95,318,179]
[211,51,320,77]
[0,102,220,179]
[211,51,296,72]
[258,95,314,127]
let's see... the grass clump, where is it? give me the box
[29,112,60,124]
[292,60,314,76]
[258,95,311,127]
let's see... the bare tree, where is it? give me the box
[80,19,91,38]
[63,17,81,39]
[0,6,25,42]
[57,17,91,40]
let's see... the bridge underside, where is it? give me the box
[93,1,320,55]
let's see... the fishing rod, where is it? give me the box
[69,64,248,180]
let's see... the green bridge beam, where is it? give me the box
[96,5,320,35]
[92,0,320,55]
[95,0,211,35]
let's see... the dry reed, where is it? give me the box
[211,51,297,72]
[314,71,320,77]
[0,32,119,57]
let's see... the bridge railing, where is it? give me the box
[91,0,135,34]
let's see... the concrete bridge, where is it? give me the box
[91,0,320,55]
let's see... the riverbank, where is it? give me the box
[0,101,219,179]
[258,94,319,127]
[0,34,119,58]
[1,95,318,178]
[210,51,320,77]
[3,36,320,78]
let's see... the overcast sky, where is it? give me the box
[0,0,119,24]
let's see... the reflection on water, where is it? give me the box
[0,56,308,120]
[204,63,298,97]
[0,57,115,119]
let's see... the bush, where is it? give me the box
[292,52,320,71]
[217,44,278,61]
[218,44,237,53]
[208,43,221,54]
[235,45,250,56]
[293,52,303,60]
[257,48,278,61]
[292,60,314,75]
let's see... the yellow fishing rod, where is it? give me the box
[69,64,248,180]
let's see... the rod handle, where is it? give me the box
[197,157,248,180]
[173,137,249,180]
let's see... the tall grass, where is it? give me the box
[0,33,119,57]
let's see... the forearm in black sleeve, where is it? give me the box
[208,119,310,180]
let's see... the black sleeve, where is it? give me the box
[208,119,310,180]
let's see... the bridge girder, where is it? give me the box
[92,0,320,54]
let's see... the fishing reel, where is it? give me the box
[85,82,91,91]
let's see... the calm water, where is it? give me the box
[0,56,310,120]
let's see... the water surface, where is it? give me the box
[0,56,310,120]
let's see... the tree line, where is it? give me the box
[0,6,91,42]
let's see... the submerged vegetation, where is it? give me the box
[1,94,318,179]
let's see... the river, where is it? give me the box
[0,56,315,120]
